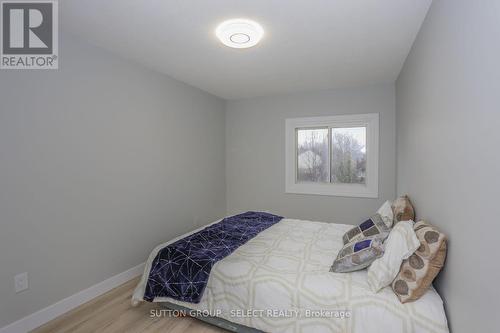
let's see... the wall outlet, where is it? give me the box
[14,272,29,293]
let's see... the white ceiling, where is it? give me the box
[62,0,432,100]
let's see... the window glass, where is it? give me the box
[331,127,366,184]
[296,128,329,183]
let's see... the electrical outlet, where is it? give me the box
[14,272,29,293]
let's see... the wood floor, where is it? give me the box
[31,277,226,333]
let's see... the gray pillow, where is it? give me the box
[342,214,391,245]
[330,238,384,273]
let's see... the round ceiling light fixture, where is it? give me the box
[215,19,264,49]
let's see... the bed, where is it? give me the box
[132,215,449,333]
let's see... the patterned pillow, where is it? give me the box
[392,221,447,303]
[330,238,384,273]
[367,221,420,292]
[392,195,415,223]
[342,214,391,245]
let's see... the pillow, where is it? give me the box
[342,214,391,245]
[392,221,447,303]
[367,221,420,292]
[330,238,384,273]
[377,200,394,228]
[392,195,415,223]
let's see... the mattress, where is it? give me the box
[133,218,449,333]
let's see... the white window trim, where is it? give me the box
[285,113,379,198]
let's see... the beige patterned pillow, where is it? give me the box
[392,195,415,223]
[392,221,447,303]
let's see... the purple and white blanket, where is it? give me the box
[143,211,283,303]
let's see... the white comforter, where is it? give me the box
[133,218,449,333]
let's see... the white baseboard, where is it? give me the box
[0,263,145,333]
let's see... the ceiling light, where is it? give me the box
[215,19,264,49]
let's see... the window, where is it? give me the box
[286,114,379,198]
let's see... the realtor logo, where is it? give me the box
[1,0,58,69]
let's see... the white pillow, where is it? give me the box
[367,220,420,293]
[377,200,394,228]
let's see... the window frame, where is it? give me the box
[285,113,379,198]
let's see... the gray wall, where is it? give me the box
[226,85,396,224]
[396,0,500,331]
[0,34,226,327]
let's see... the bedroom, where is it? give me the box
[0,0,497,332]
